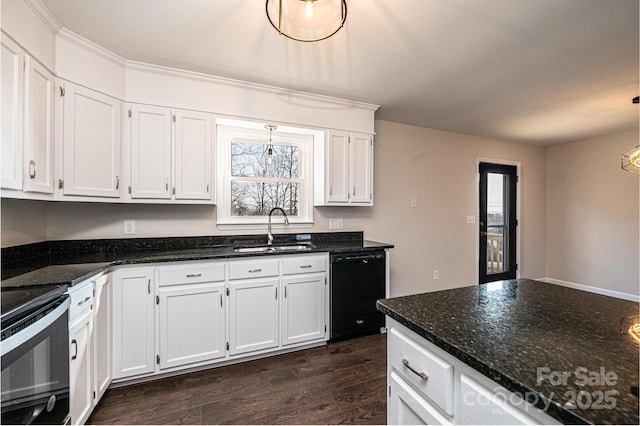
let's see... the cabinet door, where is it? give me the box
[389,371,452,425]
[129,104,172,199]
[158,282,225,369]
[1,36,24,190]
[281,273,326,345]
[350,132,373,205]
[112,269,155,379]
[229,278,279,355]
[23,56,54,194]
[326,130,349,203]
[457,374,537,425]
[92,277,111,404]
[62,82,121,198]
[69,310,93,426]
[174,110,212,201]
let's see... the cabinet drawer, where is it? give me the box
[158,263,224,285]
[229,258,279,280]
[389,327,454,416]
[282,255,326,275]
[68,279,95,322]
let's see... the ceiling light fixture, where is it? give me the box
[621,145,640,175]
[265,0,347,42]
[621,97,640,174]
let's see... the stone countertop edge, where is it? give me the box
[1,239,394,288]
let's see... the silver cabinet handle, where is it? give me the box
[402,358,428,380]
[353,185,356,196]
[115,175,120,189]
[206,182,209,193]
[300,265,312,269]
[165,179,169,191]
[248,268,262,273]
[71,339,78,360]
[29,160,36,179]
[186,273,202,278]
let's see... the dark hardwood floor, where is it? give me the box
[88,333,387,425]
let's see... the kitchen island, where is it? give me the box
[377,279,639,425]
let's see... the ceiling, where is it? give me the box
[41,0,639,146]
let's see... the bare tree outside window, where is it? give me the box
[230,140,300,216]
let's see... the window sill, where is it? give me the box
[216,222,314,231]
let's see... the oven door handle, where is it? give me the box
[1,296,71,356]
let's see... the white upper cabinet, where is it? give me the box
[174,110,212,201]
[1,35,55,196]
[61,81,121,198]
[125,104,213,203]
[129,104,172,199]
[1,36,24,191]
[350,132,374,204]
[315,130,374,206]
[23,56,54,194]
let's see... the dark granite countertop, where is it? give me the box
[1,232,393,288]
[377,279,640,424]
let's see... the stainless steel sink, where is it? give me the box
[233,243,315,253]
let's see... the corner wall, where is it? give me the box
[546,128,639,297]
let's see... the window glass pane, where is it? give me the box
[231,181,300,216]
[231,140,299,179]
[486,173,506,274]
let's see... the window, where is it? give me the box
[216,119,317,228]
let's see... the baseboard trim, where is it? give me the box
[538,277,639,302]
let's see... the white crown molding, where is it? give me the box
[24,0,62,33]
[125,60,380,113]
[57,28,127,68]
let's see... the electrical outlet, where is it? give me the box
[329,218,344,230]
[124,220,136,235]
[433,270,439,280]
[410,197,417,208]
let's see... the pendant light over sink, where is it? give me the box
[265,0,347,42]
[264,124,278,167]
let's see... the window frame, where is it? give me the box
[216,118,318,229]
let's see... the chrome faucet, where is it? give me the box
[267,207,289,245]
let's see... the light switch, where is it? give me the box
[410,197,417,208]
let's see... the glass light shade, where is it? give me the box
[266,0,347,42]
[621,145,640,175]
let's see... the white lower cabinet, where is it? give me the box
[112,268,155,379]
[387,318,558,425]
[281,255,328,346]
[92,275,111,405]
[157,262,226,369]
[67,277,95,425]
[389,371,452,425]
[228,277,280,355]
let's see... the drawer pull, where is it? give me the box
[402,358,429,381]
[186,273,202,278]
[248,268,262,273]
[300,265,312,269]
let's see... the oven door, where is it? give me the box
[1,295,71,425]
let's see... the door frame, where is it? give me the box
[475,158,521,284]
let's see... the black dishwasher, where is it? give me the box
[330,251,386,341]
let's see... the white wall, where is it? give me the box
[546,128,639,296]
[1,120,549,298]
